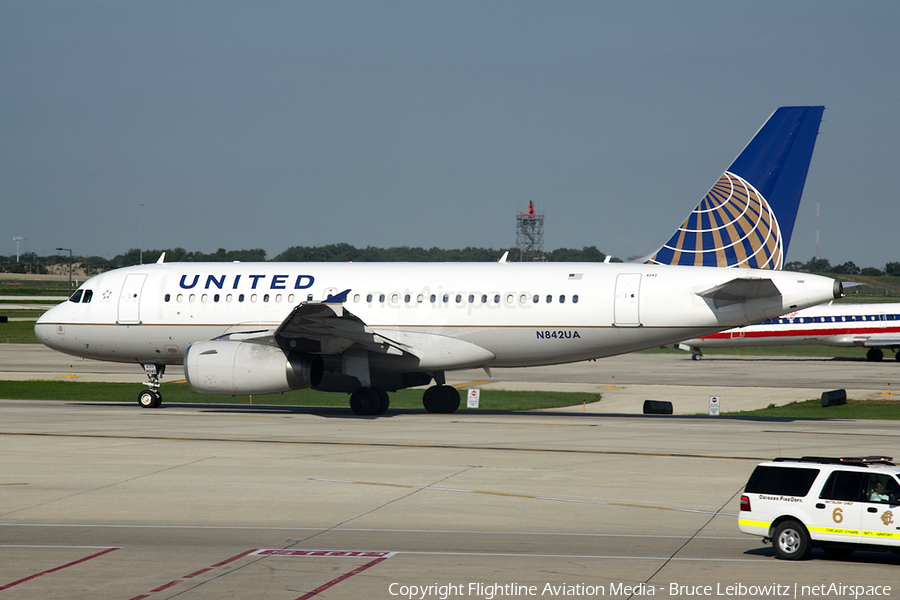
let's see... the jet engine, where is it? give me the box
[184,340,323,395]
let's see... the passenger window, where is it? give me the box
[481,294,487,303]
[68,290,83,303]
[533,295,539,303]
[404,294,411,303]
[275,294,282,303]
[443,294,449,303]
[559,295,565,304]
[469,294,475,303]
[164,294,170,302]
[573,295,579,304]
[546,295,552,303]
[379,294,386,303]
[226,294,233,302]
[177,294,184,302]
[819,471,866,502]
[238,294,245,302]
[288,294,294,303]
[214,294,220,302]
[201,294,208,303]
[745,466,819,497]
[430,294,436,303]
[263,294,269,302]
[307,294,313,302]
[367,294,373,302]
[494,294,500,303]
[417,294,424,303]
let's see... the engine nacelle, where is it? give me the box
[184,340,323,395]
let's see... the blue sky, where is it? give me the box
[2,1,898,268]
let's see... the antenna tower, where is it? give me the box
[516,201,545,261]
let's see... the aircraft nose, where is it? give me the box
[34,305,65,348]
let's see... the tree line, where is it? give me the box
[2,245,898,276]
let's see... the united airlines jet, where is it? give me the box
[677,302,900,362]
[36,106,841,415]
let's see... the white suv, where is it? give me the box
[739,456,900,560]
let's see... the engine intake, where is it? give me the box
[184,340,323,395]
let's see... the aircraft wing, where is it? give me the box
[273,290,410,356]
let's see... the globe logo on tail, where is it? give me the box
[647,172,783,269]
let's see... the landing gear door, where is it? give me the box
[614,273,642,327]
[118,273,147,325]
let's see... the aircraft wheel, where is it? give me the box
[138,389,162,409]
[895,351,900,362]
[375,388,390,415]
[422,386,441,413]
[442,386,460,413]
[349,387,381,416]
[691,354,701,361]
[423,385,460,414]
[867,348,884,362]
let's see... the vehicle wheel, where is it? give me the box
[773,520,811,560]
[422,386,441,413]
[441,385,460,413]
[138,389,162,409]
[822,546,854,559]
[867,348,884,362]
[691,354,701,361]
[895,351,900,362]
[375,388,390,415]
[349,387,380,416]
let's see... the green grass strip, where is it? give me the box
[0,380,596,411]
[722,399,900,420]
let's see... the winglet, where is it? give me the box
[323,289,351,304]
[646,106,824,269]
[156,252,166,264]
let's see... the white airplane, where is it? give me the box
[36,106,841,415]
[677,302,900,362]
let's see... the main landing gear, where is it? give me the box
[347,384,461,416]
[138,364,165,409]
[349,387,390,416]
[422,385,460,414]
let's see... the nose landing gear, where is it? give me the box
[138,364,165,408]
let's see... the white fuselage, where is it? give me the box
[681,302,900,349]
[36,261,838,373]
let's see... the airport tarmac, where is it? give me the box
[2,346,900,598]
[1,344,898,414]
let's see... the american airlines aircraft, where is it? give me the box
[677,302,900,362]
[35,106,841,415]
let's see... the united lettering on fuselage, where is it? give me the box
[178,274,315,291]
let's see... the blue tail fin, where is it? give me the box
[646,106,824,269]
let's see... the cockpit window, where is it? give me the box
[68,290,84,303]
[82,290,93,303]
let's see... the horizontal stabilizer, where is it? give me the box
[698,278,780,306]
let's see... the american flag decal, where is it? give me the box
[568,273,583,280]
